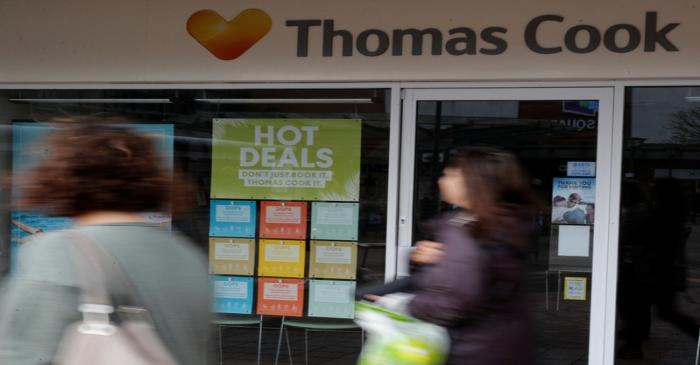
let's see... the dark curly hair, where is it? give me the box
[17,124,174,217]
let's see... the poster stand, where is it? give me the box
[546,225,593,311]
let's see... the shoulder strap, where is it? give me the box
[68,232,112,308]
[68,231,141,309]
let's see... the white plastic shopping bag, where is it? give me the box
[355,294,449,365]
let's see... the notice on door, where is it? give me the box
[563,276,588,301]
[557,225,591,257]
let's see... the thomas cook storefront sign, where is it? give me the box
[1,0,698,82]
[188,10,679,60]
[285,12,678,57]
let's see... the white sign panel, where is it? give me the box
[557,225,590,257]
[1,0,700,82]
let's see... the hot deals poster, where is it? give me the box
[551,178,596,225]
[210,119,362,201]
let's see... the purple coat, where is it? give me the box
[408,211,534,365]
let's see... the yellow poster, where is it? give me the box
[258,239,306,278]
[563,276,588,301]
[309,241,357,280]
[209,238,256,276]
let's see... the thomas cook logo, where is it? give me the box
[187,8,272,60]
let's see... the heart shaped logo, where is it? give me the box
[187,8,272,61]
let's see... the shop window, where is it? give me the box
[0,88,392,364]
[617,87,700,363]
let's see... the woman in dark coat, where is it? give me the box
[399,148,535,365]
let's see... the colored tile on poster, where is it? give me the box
[309,241,357,280]
[310,202,359,241]
[212,276,254,314]
[209,200,257,238]
[308,280,356,319]
[259,201,307,239]
[209,238,256,275]
[256,278,304,317]
[258,239,306,278]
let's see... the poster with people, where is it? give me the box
[551,178,596,225]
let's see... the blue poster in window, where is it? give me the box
[307,280,356,319]
[209,200,257,237]
[310,202,359,241]
[212,276,254,314]
[10,122,174,272]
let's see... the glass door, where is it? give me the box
[398,88,615,365]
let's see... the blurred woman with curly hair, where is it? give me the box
[0,124,209,365]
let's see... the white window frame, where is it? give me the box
[399,87,615,365]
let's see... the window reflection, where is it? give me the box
[413,100,598,364]
[0,88,392,364]
[617,87,700,364]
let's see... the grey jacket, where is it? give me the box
[408,211,534,365]
[0,224,210,365]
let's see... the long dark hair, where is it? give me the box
[446,147,535,251]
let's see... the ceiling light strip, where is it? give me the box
[194,98,373,104]
[9,98,172,104]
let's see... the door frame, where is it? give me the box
[398,87,617,365]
